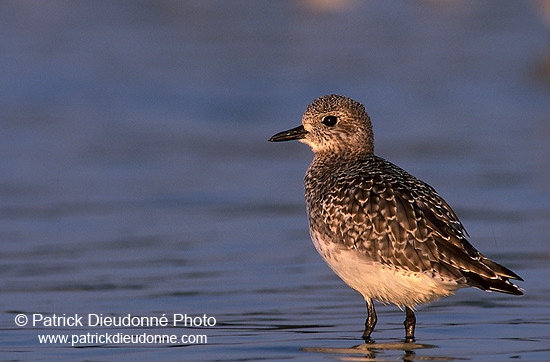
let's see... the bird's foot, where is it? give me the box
[362,334,375,344]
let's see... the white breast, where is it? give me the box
[310,229,461,307]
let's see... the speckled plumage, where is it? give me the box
[269,94,523,341]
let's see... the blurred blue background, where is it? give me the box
[1,1,549,360]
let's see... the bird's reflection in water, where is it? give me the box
[303,342,459,361]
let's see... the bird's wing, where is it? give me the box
[323,159,522,294]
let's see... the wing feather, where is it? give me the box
[317,156,522,293]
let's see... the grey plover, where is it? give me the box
[269,94,523,342]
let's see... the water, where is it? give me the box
[1,0,549,360]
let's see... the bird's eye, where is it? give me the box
[322,115,338,127]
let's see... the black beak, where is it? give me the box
[269,125,308,142]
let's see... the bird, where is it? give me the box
[268,94,523,342]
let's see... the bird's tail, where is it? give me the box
[462,258,524,295]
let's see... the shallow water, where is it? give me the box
[1,0,549,360]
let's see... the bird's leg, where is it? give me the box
[404,307,416,342]
[362,298,377,342]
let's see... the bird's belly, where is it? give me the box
[310,232,460,307]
